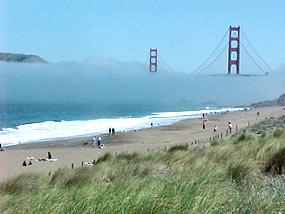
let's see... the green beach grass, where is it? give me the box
[0,116,285,213]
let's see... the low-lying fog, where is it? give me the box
[0,61,284,107]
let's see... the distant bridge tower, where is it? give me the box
[149,48,158,72]
[228,26,240,75]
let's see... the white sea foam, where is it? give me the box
[0,108,243,146]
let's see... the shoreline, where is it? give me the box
[5,107,243,150]
[0,106,284,183]
[1,107,243,147]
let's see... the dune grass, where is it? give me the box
[0,116,285,213]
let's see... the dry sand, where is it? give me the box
[0,106,284,183]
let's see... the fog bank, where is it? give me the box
[0,61,284,107]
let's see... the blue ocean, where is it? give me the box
[0,62,284,146]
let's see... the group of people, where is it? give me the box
[213,120,233,133]
[108,127,116,136]
[91,127,116,149]
[92,136,104,148]
[202,119,233,134]
[22,160,32,166]
[22,152,53,166]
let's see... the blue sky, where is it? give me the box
[0,0,284,72]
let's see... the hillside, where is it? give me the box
[251,93,285,108]
[0,52,48,63]
[0,116,285,213]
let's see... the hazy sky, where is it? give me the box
[0,0,284,72]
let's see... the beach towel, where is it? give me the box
[84,162,94,166]
[26,156,35,160]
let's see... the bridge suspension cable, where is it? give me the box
[241,30,274,73]
[190,29,229,74]
[158,53,176,72]
[240,42,266,74]
[144,54,149,71]
[193,43,228,75]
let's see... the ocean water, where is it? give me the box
[0,62,284,146]
[0,102,242,146]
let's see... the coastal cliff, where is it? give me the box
[0,52,47,63]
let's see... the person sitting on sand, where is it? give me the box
[22,160,27,167]
[97,136,104,149]
[48,152,52,159]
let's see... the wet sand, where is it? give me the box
[0,106,284,183]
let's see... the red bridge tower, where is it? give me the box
[228,26,240,75]
[149,49,157,72]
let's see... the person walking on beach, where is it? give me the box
[214,125,217,132]
[202,121,206,130]
[109,128,112,136]
[92,136,97,146]
[228,120,232,134]
[98,137,102,147]
[0,143,4,152]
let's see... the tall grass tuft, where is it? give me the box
[273,129,283,138]
[64,167,94,187]
[210,139,219,146]
[96,152,112,164]
[233,132,254,144]
[168,144,189,153]
[116,152,140,162]
[48,168,70,186]
[264,147,285,175]
[0,173,45,195]
[227,163,249,183]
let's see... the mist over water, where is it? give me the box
[1,61,284,104]
[0,61,284,145]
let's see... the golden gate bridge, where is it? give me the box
[148,26,273,75]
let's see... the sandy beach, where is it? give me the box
[0,106,284,183]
